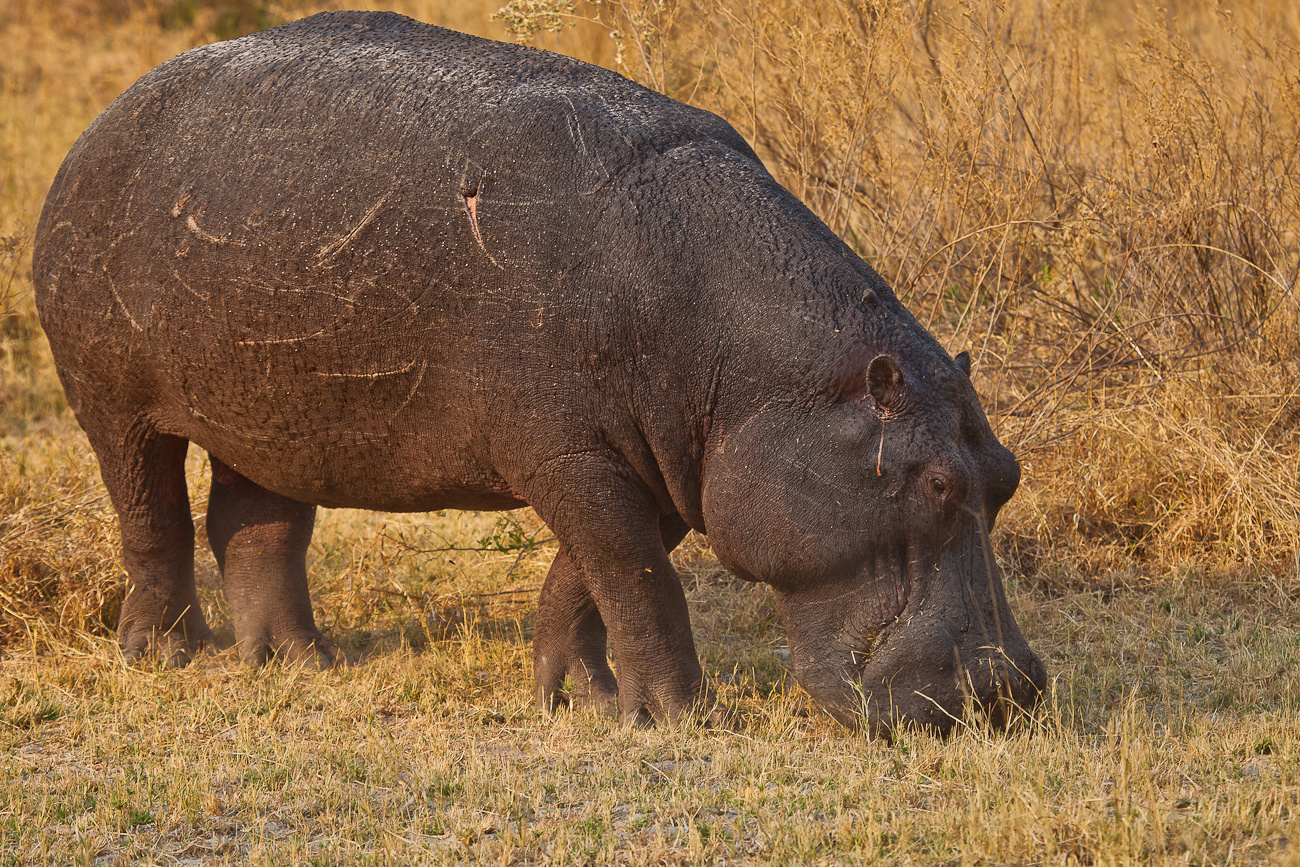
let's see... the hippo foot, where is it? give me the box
[619,700,736,729]
[535,649,619,716]
[613,671,727,728]
[119,621,214,669]
[118,594,215,668]
[533,546,623,716]
[238,627,345,669]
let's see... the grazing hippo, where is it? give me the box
[33,10,1045,735]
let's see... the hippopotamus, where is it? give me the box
[32,10,1045,735]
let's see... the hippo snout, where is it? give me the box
[785,608,1046,738]
[959,646,1048,730]
[852,616,1047,737]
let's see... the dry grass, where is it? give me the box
[3,0,1300,862]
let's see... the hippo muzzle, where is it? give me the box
[777,519,1048,736]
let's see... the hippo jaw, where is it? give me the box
[775,519,1047,737]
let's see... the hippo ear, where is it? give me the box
[955,350,972,377]
[867,354,905,413]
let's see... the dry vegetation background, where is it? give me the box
[2,0,1300,863]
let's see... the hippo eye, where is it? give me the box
[924,472,952,508]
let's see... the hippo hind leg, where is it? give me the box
[83,419,213,667]
[206,456,341,668]
[533,514,690,718]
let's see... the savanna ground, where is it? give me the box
[2,0,1299,862]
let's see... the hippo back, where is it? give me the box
[33,11,764,510]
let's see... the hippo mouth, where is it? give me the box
[778,521,1047,737]
[849,615,1047,738]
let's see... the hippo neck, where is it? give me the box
[611,206,942,534]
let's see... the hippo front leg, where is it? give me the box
[529,463,709,725]
[533,547,619,715]
[205,456,342,668]
[534,514,691,716]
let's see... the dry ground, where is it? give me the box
[3,0,1300,863]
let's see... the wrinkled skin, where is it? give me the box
[33,11,1045,734]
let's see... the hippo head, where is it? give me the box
[702,345,1046,737]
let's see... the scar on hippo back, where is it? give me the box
[459,174,488,252]
[463,192,484,248]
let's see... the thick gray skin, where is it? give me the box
[33,11,1045,734]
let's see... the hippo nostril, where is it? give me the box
[963,652,1044,730]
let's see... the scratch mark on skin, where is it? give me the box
[172,270,208,301]
[787,456,855,498]
[105,273,143,332]
[463,193,503,269]
[261,285,359,303]
[873,406,902,477]
[185,214,245,247]
[313,356,420,379]
[317,194,389,263]
[563,96,590,158]
[188,404,278,441]
[390,358,428,421]
[464,193,484,248]
[877,420,886,476]
[235,330,325,346]
[562,95,613,182]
